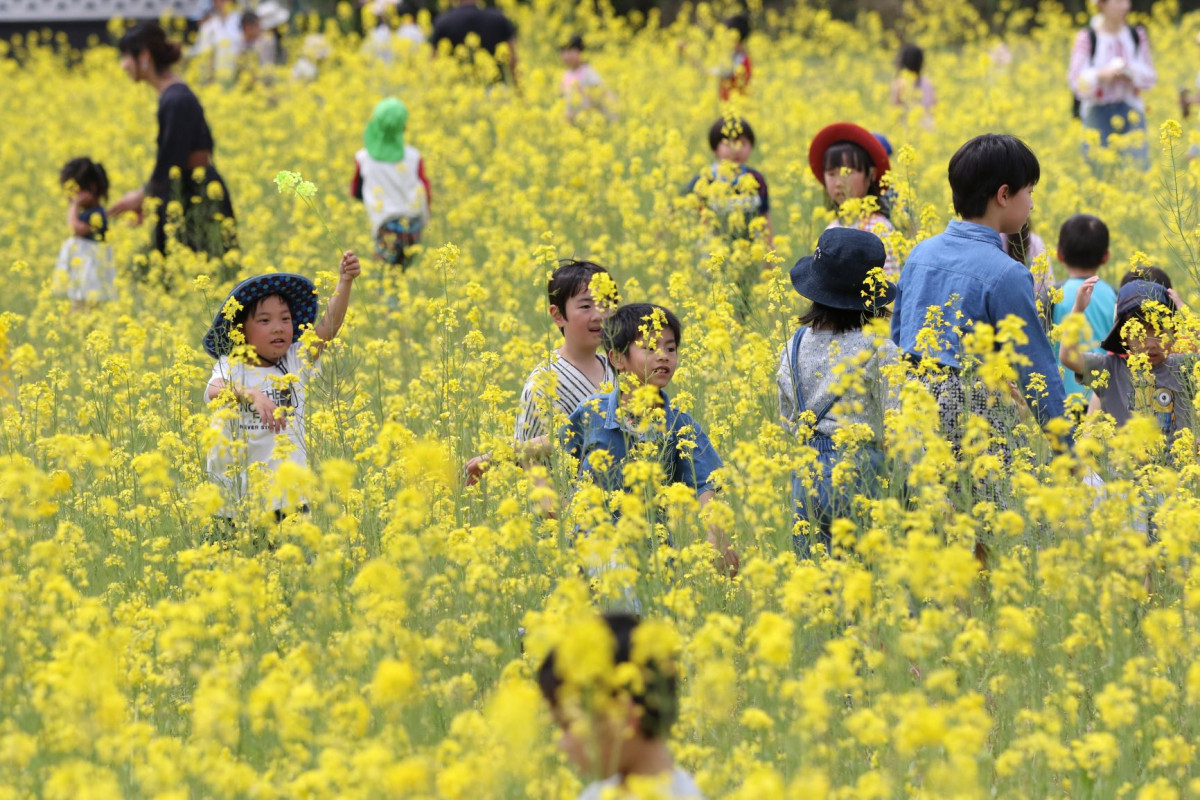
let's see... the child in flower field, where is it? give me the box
[204,251,361,519]
[686,116,772,245]
[891,133,1067,442]
[1051,214,1118,403]
[889,43,936,125]
[537,612,704,800]
[1060,278,1194,437]
[563,303,738,574]
[809,122,899,278]
[351,97,431,269]
[463,260,618,484]
[718,13,751,102]
[779,228,901,558]
[55,157,116,310]
[560,35,615,123]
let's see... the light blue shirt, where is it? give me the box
[1053,276,1118,400]
[891,219,1068,426]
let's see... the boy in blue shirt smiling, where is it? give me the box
[891,134,1068,442]
[563,303,738,575]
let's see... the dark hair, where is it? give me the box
[117,22,183,72]
[1058,214,1109,270]
[1121,266,1172,290]
[724,13,750,42]
[1005,220,1034,266]
[562,34,584,51]
[798,301,890,334]
[548,259,611,331]
[897,43,924,77]
[947,134,1040,219]
[603,303,683,356]
[234,293,293,329]
[59,157,109,202]
[241,11,260,28]
[537,613,679,740]
[708,116,756,152]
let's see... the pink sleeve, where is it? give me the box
[1128,26,1156,90]
[920,76,936,110]
[1068,28,1097,100]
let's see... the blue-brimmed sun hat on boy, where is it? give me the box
[203,272,318,358]
[790,227,896,310]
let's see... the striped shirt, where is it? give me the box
[514,352,616,442]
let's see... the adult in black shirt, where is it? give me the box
[110,22,238,262]
[431,0,518,84]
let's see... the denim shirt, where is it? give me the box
[562,387,723,497]
[891,219,1067,425]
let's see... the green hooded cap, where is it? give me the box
[364,97,408,162]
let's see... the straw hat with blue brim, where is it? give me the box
[364,97,408,162]
[203,273,319,358]
[790,228,896,310]
[1100,279,1174,355]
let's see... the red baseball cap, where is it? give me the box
[808,122,892,184]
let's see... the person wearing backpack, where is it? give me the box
[778,228,901,559]
[1068,0,1156,169]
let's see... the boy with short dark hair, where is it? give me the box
[891,133,1067,439]
[686,116,772,245]
[1052,214,1118,401]
[537,612,704,800]
[564,303,738,573]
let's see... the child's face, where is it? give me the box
[1097,0,1131,25]
[715,136,753,165]
[1124,318,1168,365]
[561,47,582,69]
[998,183,1035,235]
[242,295,294,364]
[615,329,678,389]
[823,163,873,206]
[243,21,262,42]
[552,288,610,351]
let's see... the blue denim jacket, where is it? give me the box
[891,219,1067,425]
[562,387,723,497]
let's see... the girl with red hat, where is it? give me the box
[808,122,899,278]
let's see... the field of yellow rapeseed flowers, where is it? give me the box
[8,0,1200,797]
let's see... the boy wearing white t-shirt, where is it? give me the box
[203,251,361,522]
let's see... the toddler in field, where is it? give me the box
[1050,214,1118,404]
[538,612,704,800]
[204,251,360,521]
[809,122,899,278]
[351,97,431,268]
[780,228,901,558]
[560,35,615,123]
[889,43,936,127]
[686,116,772,246]
[1060,278,1194,438]
[55,157,116,310]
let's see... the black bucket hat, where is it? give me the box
[789,227,896,310]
